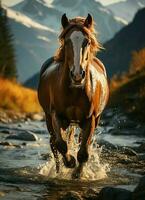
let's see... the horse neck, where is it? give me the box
[59,62,71,88]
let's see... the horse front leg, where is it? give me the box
[72,115,99,179]
[51,112,76,168]
[45,114,60,173]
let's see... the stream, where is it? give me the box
[0,109,145,200]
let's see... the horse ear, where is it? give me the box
[61,13,69,29]
[84,14,93,29]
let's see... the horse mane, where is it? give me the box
[54,17,102,62]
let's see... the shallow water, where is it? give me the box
[0,110,144,199]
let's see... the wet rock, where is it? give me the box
[0,129,12,134]
[59,191,82,200]
[6,131,38,141]
[0,141,12,146]
[109,129,138,136]
[137,154,145,161]
[83,188,98,199]
[98,139,118,150]
[97,187,132,200]
[133,176,145,200]
[121,147,138,156]
[0,141,21,148]
[41,153,51,160]
[116,120,136,130]
[137,143,145,152]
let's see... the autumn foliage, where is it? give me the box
[110,48,145,92]
[0,78,41,113]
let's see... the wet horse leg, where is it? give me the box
[72,115,100,178]
[51,112,76,168]
[45,114,60,173]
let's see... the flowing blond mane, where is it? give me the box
[54,17,102,62]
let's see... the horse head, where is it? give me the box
[58,14,100,87]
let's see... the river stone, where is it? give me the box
[59,191,82,200]
[137,143,145,152]
[6,131,38,141]
[97,187,132,200]
[83,188,98,199]
[98,139,118,150]
[133,176,145,200]
[121,147,138,156]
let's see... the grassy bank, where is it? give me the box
[0,78,41,113]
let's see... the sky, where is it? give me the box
[3,0,126,7]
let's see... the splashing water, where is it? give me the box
[39,126,110,180]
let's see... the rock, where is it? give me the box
[97,187,132,200]
[0,141,12,146]
[0,129,11,134]
[6,131,38,141]
[0,141,21,148]
[83,188,98,199]
[137,143,145,152]
[26,113,44,121]
[133,176,145,200]
[121,147,138,156]
[137,154,145,161]
[59,191,82,200]
[98,139,118,150]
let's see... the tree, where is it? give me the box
[129,48,145,75]
[0,1,17,79]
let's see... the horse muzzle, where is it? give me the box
[70,69,85,87]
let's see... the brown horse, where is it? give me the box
[38,14,109,179]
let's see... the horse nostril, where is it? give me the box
[70,70,74,78]
[82,70,85,79]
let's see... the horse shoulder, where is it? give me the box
[93,57,107,77]
[89,63,109,117]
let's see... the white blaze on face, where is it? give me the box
[70,31,85,75]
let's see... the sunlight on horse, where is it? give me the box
[38,14,109,179]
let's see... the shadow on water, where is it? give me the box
[0,109,145,199]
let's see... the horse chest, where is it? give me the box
[62,92,90,122]
[65,105,88,122]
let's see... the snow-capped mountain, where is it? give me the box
[12,0,125,42]
[5,6,57,82]
[108,0,145,22]
[4,0,126,82]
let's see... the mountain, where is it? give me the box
[98,7,145,77]
[108,0,145,22]
[12,0,125,43]
[4,0,125,83]
[24,72,40,89]
[5,6,57,82]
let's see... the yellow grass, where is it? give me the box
[0,78,42,113]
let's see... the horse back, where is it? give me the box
[40,57,54,77]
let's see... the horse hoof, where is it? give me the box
[63,155,76,168]
[71,169,81,179]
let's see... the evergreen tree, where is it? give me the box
[0,1,17,79]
